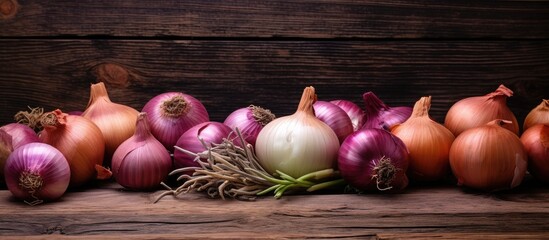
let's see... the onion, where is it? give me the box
[313,101,353,143]
[524,99,549,131]
[0,129,13,183]
[0,123,40,149]
[82,82,139,164]
[142,92,209,151]
[520,124,549,184]
[40,109,109,187]
[174,122,234,169]
[392,96,455,182]
[330,99,365,131]
[361,91,412,130]
[449,120,527,191]
[444,84,519,136]
[255,86,339,178]
[223,105,275,147]
[112,112,172,190]
[338,128,409,191]
[4,142,71,205]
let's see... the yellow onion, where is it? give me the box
[524,99,549,131]
[39,109,109,187]
[82,82,139,165]
[444,84,519,136]
[255,86,339,178]
[520,124,549,184]
[449,120,527,191]
[392,96,455,182]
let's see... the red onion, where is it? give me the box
[520,124,549,184]
[223,105,275,147]
[313,101,353,143]
[338,128,409,191]
[330,99,365,131]
[112,112,172,190]
[174,122,234,169]
[4,142,71,205]
[0,123,40,149]
[361,92,412,130]
[142,92,209,152]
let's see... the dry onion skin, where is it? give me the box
[524,99,549,131]
[449,120,527,191]
[520,124,549,184]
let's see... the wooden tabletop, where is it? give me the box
[1,177,548,239]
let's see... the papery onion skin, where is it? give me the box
[82,82,139,164]
[338,128,409,191]
[255,86,340,178]
[112,112,172,190]
[361,92,412,130]
[524,99,549,131]
[4,142,70,204]
[314,101,353,144]
[142,92,209,152]
[40,109,106,187]
[224,105,275,147]
[520,124,549,184]
[0,123,40,149]
[444,84,519,136]
[330,100,365,131]
[392,96,455,182]
[449,120,527,191]
[174,122,234,169]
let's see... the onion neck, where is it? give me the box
[373,156,397,191]
[87,82,112,108]
[161,95,188,118]
[486,84,513,101]
[40,109,67,130]
[296,86,317,116]
[410,96,432,118]
[487,119,513,128]
[250,105,275,126]
[538,99,549,111]
[363,92,388,117]
[134,112,153,141]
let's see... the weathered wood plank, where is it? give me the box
[0,179,548,238]
[1,40,548,127]
[0,0,548,38]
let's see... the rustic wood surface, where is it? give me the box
[0,179,548,239]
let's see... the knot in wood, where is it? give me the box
[0,0,18,20]
[94,63,130,87]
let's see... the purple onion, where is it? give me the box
[361,92,412,130]
[330,99,365,131]
[4,142,71,205]
[338,128,409,191]
[174,122,234,169]
[0,123,40,149]
[142,92,209,152]
[313,101,354,143]
[223,105,275,147]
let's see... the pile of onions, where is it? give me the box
[392,96,455,182]
[444,84,519,136]
[174,121,234,169]
[520,124,549,184]
[4,142,71,205]
[330,99,365,131]
[338,128,409,191]
[523,99,549,131]
[0,123,40,149]
[313,101,353,143]
[449,120,527,191]
[82,82,139,163]
[361,91,412,130]
[39,109,108,187]
[142,92,209,151]
[255,86,339,178]
[112,112,172,190]
[223,105,275,147]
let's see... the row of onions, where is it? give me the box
[0,83,548,205]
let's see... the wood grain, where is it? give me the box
[0,0,548,38]
[0,180,548,238]
[1,40,548,127]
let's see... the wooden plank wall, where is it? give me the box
[1,0,548,129]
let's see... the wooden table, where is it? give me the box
[1,178,548,239]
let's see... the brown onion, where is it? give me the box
[524,99,549,131]
[520,124,549,184]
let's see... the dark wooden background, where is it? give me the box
[1,0,549,129]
